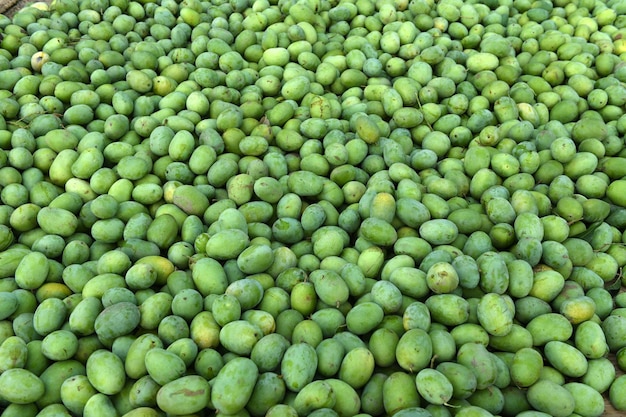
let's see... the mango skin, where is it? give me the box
[575,321,609,359]
[346,302,384,335]
[396,328,432,373]
[15,251,49,290]
[436,361,477,400]
[415,368,453,405]
[219,320,263,356]
[456,342,498,390]
[144,348,187,386]
[37,360,86,408]
[172,184,210,216]
[338,346,375,389]
[419,219,459,245]
[36,207,78,237]
[60,374,98,415]
[326,378,361,417]
[477,293,514,336]
[610,375,626,411]
[33,297,68,336]
[527,379,576,417]
[316,338,346,377]
[205,229,250,260]
[607,179,626,207]
[383,371,421,415]
[544,340,588,378]
[361,373,387,416]
[94,301,140,342]
[0,336,28,373]
[293,380,336,416]
[0,368,45,404]
[527,313,573,345]
[360,217,398,246]
[281,343,318,392]
[510,347,543,388]
[251,333,290,373]
[156,375,210,415]
[211,357,259,415]
[86,349,126,396]
[564,382,605,417]
[247,372,287,416]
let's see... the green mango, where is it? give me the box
[94,301,140,342]
[0,368,45,404]
[281,342,318,392]
[527,380,575,417]
[144,347,186,385]
[415,368,453,405]
[293,380,336,416]
[86,349,125,395]
[211,357,259,415]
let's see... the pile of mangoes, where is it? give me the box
[1,0,626,416]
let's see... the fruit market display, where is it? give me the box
[2,0,626,415]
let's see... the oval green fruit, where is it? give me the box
[86,349,126,395]
[145,347,187,386]
[383,371,421,415]
[36,207,78,237]
[526,379,575,417]
[14,251,49,290]
[477,293,514,337]
[281,342,318,392]
[219,320,263,355]
[510,347,543,388]
[94,301,140,342]
[338,346,375,389]
[211,357,259,415]
[0,368,45,404]
[419,219,458,245]
[396,328,432,373]
[415,368,453,405]
[293,380,336,416]
[544,340,588,378]
[346,302,384,335]
[563,382,605,417]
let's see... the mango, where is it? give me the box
[0,368,45,404]
[211,357,259,415]
[156,375,210,415]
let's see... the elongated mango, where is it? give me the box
[211,357,259,415]
[156,375,210,415]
